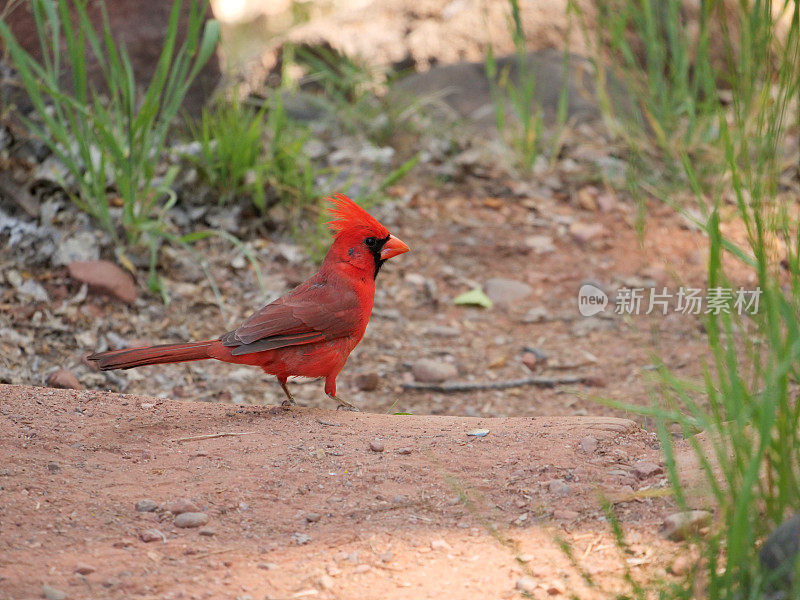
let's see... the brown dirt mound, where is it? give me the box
[1,384,684,599]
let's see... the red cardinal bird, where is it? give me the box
[88,194,409,410]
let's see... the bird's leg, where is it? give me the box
[328,394,360,412]
[278,378,296,408]
[323,377,359,411]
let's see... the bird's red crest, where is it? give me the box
[326,193,386,234]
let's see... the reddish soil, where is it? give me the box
[0,384,688,600]
[0,134,739,599]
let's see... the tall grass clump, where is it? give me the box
[185,87,321,214]
[0,0,219,293]
[485,0,545,171]
[186,90,269,209]
[592,0,800,596]
[291,44,409,146]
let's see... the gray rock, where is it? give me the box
[293,532,312,545]
[579,436,598,453]
[548,479,570,496]
[33,155,72,186]
[174,512,209,528]
[42,584,67,600]
[411,359,457,383]
[53,231,100,266]
[358,144,395,166]
[423,325,461,338]
[484,278,532,305]
[369,440,385,453]
[661,510,712,541]
[303,139,328,160]
[15,278,49,302]
[135,499,158,512]
[390,50,627,133]
[760,512,800,585]
[305,512,321,523]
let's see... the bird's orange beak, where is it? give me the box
[380,235,410,260]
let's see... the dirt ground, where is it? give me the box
[0,146,743,598]
[0,383,691,600]
[1,148,734,599]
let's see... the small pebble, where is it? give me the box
[138,528,165,543]
[579,436,598,453]
[135,499,158,512]
[46,369,82,390]
[521,352,539,371]
[633,461,663,479]
[353,564,371,574]
[430,539,452,551]
[74,563,95,575]
[305,512,321,523]
[661,510,712,541]
[670,554,692,576]
[547,580,567,595]
[174,512,209,528]
[466,428,489,437]
[369,440,385,453]
[199,528,216,537]
[46,462,60,473]
[397,447,413,455]
[42,584,67,600]
[354,372,380,391]
[411,358,457,383]
[165,498,199,515]
[548,479,571,496]
[257,562,278,570]
[484,278,532,305]
[293,532,312,545]
[516,576,537,593]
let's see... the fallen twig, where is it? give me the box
[172,431,256,443]
[401,375,586,393]
[316,419,341,427]
[193,548,236,560]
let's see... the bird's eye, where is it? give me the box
[364,237,378,248]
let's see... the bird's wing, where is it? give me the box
[219,281,360,356]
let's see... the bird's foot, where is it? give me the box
[330,394,360,412]
[279,380,297,409]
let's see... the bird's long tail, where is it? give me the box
[87,341,216,370]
